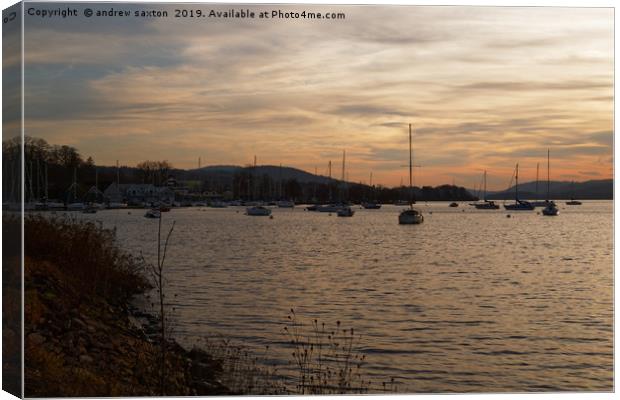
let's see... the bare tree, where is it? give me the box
[148,215,176,395]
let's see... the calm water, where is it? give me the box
[82,201,613,392]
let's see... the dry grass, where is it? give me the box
[24,214,148,303]
[195,337,287,394]
[283,309,370,394]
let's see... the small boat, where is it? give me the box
[504,200,535,210]
[394,200,409,206]
[361,202,382,209]
[472,171,500,209]
[541,149,559,216]
[449,202,458,207]
[107,202,127,209]
[565,181,582,205]
[542,201,559,216]
[276,200,295,208]
[144,208,161,219]
[82,205,98,214]
[246,206,272,216]
[336,206,355,217]
[474,200,500,210]
[399,208,424,224]
[316,204,343,212]
[66,202,86,211]
[398,124,424,225]
[503,164,534,211]
[306,204,319,211]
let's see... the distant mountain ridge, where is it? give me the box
[187,165,335,184]
[470,179,612,200]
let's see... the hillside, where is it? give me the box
[474,179,613,200]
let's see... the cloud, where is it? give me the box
[19,5,613,188]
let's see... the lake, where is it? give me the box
[79,201,613,392]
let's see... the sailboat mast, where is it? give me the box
[73,167,77,200]
[341,150,346,181]
[44,162,48,199]
[515,163,519,201]
[547,149,550,200]
[536,163,540,201]
[341,150,346,202]
[279,163,282,199]
[409,124,413,191]
[483,170,487,201]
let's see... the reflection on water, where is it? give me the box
[82,201,612,392]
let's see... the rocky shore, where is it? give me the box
[23,215,233,397]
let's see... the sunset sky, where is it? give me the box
[18,4,613,189]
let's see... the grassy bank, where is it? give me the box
[22,215,231,397]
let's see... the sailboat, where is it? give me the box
[503,163,534,210]
[531,162,548,207]
[144,208,161,219]
[399,124,424,224]
[314,160,344,212]
[337,150,355,217]
[362,172,382,209]
[565,181,582,205]
[473,170,500,209]
[66,167,86,210]
[276,163,295,208]
[246,156,272,216]
[542,149,559,216]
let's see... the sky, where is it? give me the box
[16,3,613,189]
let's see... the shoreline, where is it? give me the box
[22,215,234,397]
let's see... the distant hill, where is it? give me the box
[186,165,334,185]
[470,179,613,200]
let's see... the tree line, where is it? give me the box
[3,136,476,203]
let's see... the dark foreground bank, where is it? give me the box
[21,215,232,397]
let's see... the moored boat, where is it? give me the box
[542,201,559,216]
[503,163,534,211]
[82,205,98,214]
[472,171,500,209]
[276,200,295,208]
[474,200,500,210]
[399,208,424,224]
[144,208,161,219]
[336,206,355,217]
[66,202,86,211]
[246,205,272,216]
[398,124,424,225]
